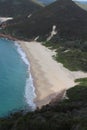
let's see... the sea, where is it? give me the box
[0,38,36,117]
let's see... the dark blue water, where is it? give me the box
[0,39,35,117]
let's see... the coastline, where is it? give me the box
[0,34,19,41]
[14,42,36,110]
[0,35,87,108]
[18,40,87,108]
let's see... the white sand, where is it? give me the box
[47,25,57,41]
[18,41,87,107]
[0,17,13,24]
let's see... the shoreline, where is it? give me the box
[0,34,21,41]
[14,42,36,110]
[19,41,68,107]
[0,35,87,108]
[18,40,87,108]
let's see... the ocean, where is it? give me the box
[0,38,35,117]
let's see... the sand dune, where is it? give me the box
[0,17,13,24]
[19,41,87,107]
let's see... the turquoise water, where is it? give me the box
[0,38,35,117]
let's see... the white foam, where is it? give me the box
[14,41,36,110]
[25,73,36,110]
[15,42,29,65]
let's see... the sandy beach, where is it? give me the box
[18,41,87,108]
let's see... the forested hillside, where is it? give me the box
[3,0,87,40]
[0,0,43,17]
[1,0,87,72]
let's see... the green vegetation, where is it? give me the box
[67,78,87,102]
[0,79,87,130]
[0,0,87,129]
[42,40,87,71]
[0,0,42,17]
[2,0,87,41]
[75,78,87,86]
